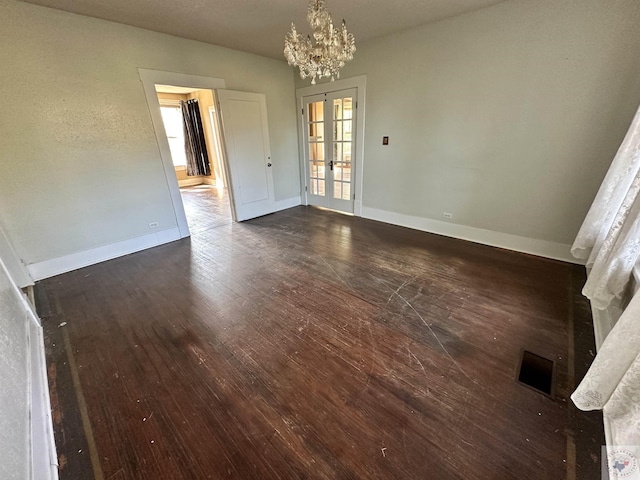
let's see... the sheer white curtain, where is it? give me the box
[571,103,640,463]
[572,290,640,453]
[571,103,640,310]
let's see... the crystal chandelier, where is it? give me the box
[284,0,356,84]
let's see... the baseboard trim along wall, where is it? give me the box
[27,227,181,281]
[178,178,205,187]
[361,206,581,264]
[30,319,59,480]
[274,196,302,212]
[27,198,302,282]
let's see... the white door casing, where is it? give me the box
[138,69,226,237]
[208,106,228,189]
[216,90,276,222]
[0,221,32,287]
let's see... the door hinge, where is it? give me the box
[355,101,358,109]
[353,194,356,200]
[305,185,308,192]
[301,108,304,116]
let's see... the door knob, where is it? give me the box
[329,160,334,171]
[267,163,272,167]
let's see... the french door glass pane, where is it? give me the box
[343,164,351,182]
[308,101,324,166]
[342,183,351,200]
[343,120,352,141]
[309,142,324,161]
[310,161,325,178]
[333,99,342,120]
[331,95,354,201]
[312,101,324,122]
[343,98,353,119]
[308,100,326,197]
[333,120,343,141]
[334,181,342,199]
[343,142,351,161]
[309,101,324,129]
[312,179,325,196]
[334,164,342,181]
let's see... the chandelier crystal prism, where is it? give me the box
[284,0,356,84]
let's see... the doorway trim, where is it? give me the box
[296,75,366,216]
[208,105,228,189]
[0,220,33,287]
[138,68,226,237]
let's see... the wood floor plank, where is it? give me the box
[37,185,604,479]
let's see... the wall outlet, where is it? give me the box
[148,222,159,229]
[442,212,453,219]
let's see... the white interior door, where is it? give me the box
[217,90,276,221]
[303,88,357,213]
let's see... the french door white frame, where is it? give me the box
[296,75,367,216]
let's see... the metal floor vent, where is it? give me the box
[517,350,555,397]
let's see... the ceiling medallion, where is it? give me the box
[284,0,356,84]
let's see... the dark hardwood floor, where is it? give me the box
[180,184,232,234]
[37,188,604,480]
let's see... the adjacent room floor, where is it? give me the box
[179,184,232,233]
[36,196,604,479]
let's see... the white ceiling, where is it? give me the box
[18,0,507,59]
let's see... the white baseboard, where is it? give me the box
[274,196,302,212]
[27,227,181,281]
[26,197,301,282]
[361,206,580,264]
[29,321,59,480]
[178,178,204,187]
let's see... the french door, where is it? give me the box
[303,88,357,213]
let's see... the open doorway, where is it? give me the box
[155,84,232,235]
[139,69,279,233]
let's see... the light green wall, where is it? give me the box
[3,0,640,265]
[296,0,640,245]
[0,0,300,265]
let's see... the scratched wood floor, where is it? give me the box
[37,186,603,480]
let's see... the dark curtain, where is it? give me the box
[181,99,211,177]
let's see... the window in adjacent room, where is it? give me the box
[159,104,187,168]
